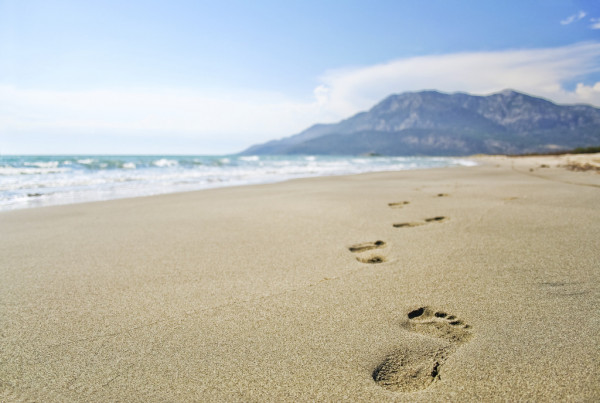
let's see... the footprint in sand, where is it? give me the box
[393,216,448,228]
[356,255,387,264]
[373,307,472,392]
[348,240,387,264]
[349,240,386,253]
[388,201,410,208]
[392,222,424,228]
[424,216,447,223]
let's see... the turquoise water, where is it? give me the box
[0,155,476,211]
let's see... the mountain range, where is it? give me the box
[241,90,600,156]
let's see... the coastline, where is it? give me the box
[0,155,475,212]
[1,156,599,401]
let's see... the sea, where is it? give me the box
[0,155,477,211]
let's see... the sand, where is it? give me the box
[1,156,599,401]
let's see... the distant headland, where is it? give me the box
[241,90,600,156]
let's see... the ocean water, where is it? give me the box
[0,155,476,211]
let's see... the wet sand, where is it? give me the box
[1,156,599,401]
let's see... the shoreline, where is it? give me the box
[1,156,599,401]
[0,155,476,213]
[4,152,598,214]
[0,156,478,212]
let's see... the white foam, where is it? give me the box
[239,156,259,162]
[24,161,60,169]
[0,155,475,211]
[0,167,68,175]
[454,159,478,167]
[152,158,179,167]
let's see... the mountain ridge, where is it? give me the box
[241,90,600,156]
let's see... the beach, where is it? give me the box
[1,155,599,401]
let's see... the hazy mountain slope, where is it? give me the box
[241,90,600,155]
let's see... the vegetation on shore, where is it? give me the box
[510,146,600,157]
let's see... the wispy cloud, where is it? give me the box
[317,42,600,117]
[591,18,600,29]
[561,10,586,25]
[0,86,335,150]
[2,42,600,153]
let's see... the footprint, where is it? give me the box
[424,216,447,223]
[356,255,387,264]
[392,222,424,228]
[393,216,448,228]
[348,240,386,253]
[372,307,472,393]
[348,241,387,264]
[388,201,410,208]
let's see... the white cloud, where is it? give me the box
[0,86,337,149]
[313,85,331,106]
[2,42,600,153]
[317,42,600,116]
[561,10,586,25]
[591,18,600,29]
[575,81,600,99]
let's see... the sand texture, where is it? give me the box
[1,156,599,401]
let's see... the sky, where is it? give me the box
[1,0,600,155]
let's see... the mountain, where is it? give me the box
[241,90,600,156]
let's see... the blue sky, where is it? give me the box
[1,0,600,154]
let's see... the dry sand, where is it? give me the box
[1,156,599,401]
